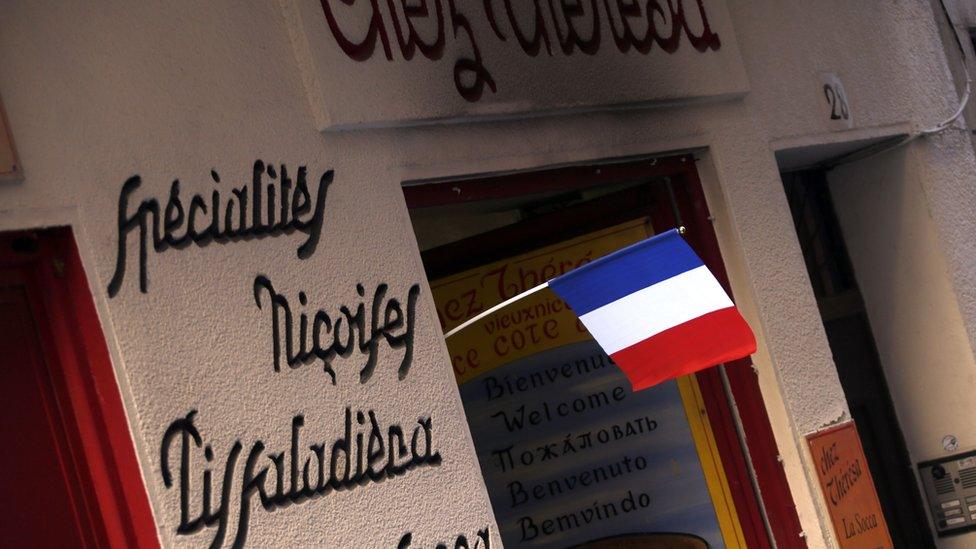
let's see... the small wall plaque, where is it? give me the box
[807,421,893,548]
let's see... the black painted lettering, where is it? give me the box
[108,162,332,297]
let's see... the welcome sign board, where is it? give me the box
[281,0,749,128]
[433,220,748,547]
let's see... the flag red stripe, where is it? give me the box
[610,307,757,390]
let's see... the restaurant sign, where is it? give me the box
[281,0,749,128]
[807,421,893,548]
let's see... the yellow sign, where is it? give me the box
[431,219,650,385]
[807,421,893,548]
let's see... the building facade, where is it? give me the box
[2,1,976,547]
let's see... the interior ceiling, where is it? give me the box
[408,177,652,218]
[775,134,909,172]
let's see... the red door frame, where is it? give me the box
[0,228,159,548]
[405,154,805,548]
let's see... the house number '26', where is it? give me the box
[823,83,850,121]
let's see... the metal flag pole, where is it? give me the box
[442,225,686,340]
[443,281,550,339]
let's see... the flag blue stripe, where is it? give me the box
[548,229,704,315]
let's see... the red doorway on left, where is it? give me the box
[0,227,158,548]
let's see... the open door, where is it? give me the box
[405,155,805,548]
[783,170,934,547]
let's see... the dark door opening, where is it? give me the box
[782,170,934,548]
[1,279,105,546]
[0,228,158,548]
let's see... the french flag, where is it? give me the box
[548,229,756,391]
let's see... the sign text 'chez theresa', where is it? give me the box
[108,162,489,548]
[807,422,893,549]
[283,0,749,128]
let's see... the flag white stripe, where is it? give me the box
[578,265,734,354]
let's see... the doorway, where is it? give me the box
[405,155,805,548]
[0,228,157,548]
[782,170,935,548]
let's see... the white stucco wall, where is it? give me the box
[0,2,500,547]
[1,1,974,547]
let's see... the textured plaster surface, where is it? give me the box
[1,1,975,548]
[0,2,498,547]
